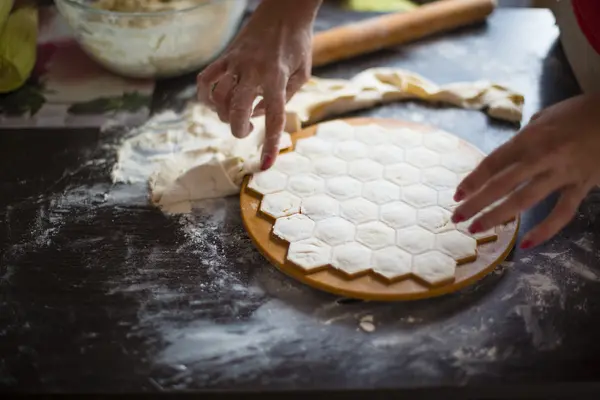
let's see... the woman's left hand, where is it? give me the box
[451,92,600,249]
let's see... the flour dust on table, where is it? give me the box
[110,67,524,215]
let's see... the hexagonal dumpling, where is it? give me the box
[248,169,288,195]
[316,120,356,142]
[273,214,315,243]
[441,151,482,173]
[273,152,312,175]
[287,238,332,272]
[333,140,369,161]
[340,198,379,224]
[261,191,301,219]
[434,231,477,263]
[354,124,389,145]
[372,247,412,281]
[406,147,441,169]
[423,130,460,153]
[348,159,384,182]
[370,144,405,165]
[396,226,435,254]
[389,128,423,148]
[326,176,363,200]
[331,242,372,276]
[402,184,438,208]
[437,189,460,211]
[295,137,334,159]
[363,180,400,205]
[312,157,347,179]
[356,221,395,250]
[412,251,456,286]
[417,206,454,233]
[384,163,421,186]
[301,194,339,221]
[314,217,356,246]
[456,219,498,244]
[380,201,417,229]
[421,167,458,190]
[287,174,325,198]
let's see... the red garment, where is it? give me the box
[572,0,600,55]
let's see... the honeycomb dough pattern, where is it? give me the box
[247,120,498,286]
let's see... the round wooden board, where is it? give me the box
[240,117,519,301]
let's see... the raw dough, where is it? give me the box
[273,214,315,243]
[113,67,524,214]
[411,251,457,285]
[287,238,332,272]
[260,191,301,219]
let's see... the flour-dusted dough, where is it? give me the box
[370,144,405,165]
[362,180,400,205]
[314,217,356,246]
[248,168,288,195]
[326,176,363,200]
[286,68,524,127]
[417,206,454,234]
[316,120,356,142]
[354,124,389,145]
[295,137,334,159]
[355,221,395,250]
[380,201,417,229]
[255,122,501,284]
[312,156,348,178]
[406,147,441,169]
[421,167,458,190]
[434,231,477,262]
[384,163,420,186]
[340,198,379,224]
[396,226,435,255]
[348,159,384,182]
[260,191,301,219]
[273,214,315,243]
[372,247,412,281]
[301,194,340,221]
[273,152,312,175]
[411,251,456,285]
[287,238,332,272]
[331,243,372,276]
[333,140,369,161]
[286,174,326,198]
[402,184,438,208]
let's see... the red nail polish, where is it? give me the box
[452,214,465,223]
[454,189,465,202]
[261,155,273,170]
[520,240,533,250]
[469,221,482,234]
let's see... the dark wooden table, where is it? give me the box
[2,7,600,398]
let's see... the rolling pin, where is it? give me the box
[312,0,496,67]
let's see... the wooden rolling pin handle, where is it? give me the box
[312,0,497,67]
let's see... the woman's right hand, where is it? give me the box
[197,0,322,170]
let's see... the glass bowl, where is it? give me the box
[55,0,247,79]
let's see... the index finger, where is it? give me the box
[260,86,286,171]
[455,135,525,202]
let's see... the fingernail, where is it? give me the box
[451,213,465,223]
[469,221,483,234]
[520,240,533,250]
[261,154,273,171]
[454,189,465,202]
